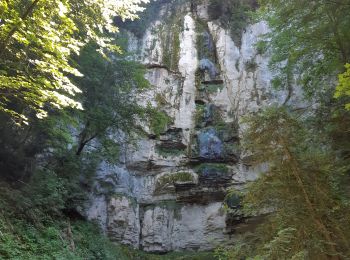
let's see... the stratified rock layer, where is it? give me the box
[86,0,302,253]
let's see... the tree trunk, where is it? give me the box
[76,121,98,156]
[280,137,340,259]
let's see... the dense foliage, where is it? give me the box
[219,108,350,259]
[335,63,350,109]
[217,0,350,259]
[72,42,150,157]
[0,0,149,124]
[258,0,350,99]
[0,0,180,259]
[0,178,215,259]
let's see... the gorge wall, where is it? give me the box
[86,0,302,253]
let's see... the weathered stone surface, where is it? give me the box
[86,0,303,253]
[198,128,223,160]
[86,195,107,233]
[107,196,140,247]
[140,202,229,252]
[174,14,198,144]
[199,58,219,79]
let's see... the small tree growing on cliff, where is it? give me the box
[72,42,150,158]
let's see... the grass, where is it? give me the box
[0,181,217,260]
[155,172,195,194]
[0,216,216,260]
[0,217,133,260]
[147,107,172,137]
[195,163,229,175]
[162,24,181,71]
[195,104,206,128]
[156,145,186,157]
[155,93,169,106]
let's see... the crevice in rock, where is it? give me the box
[145,63,183,77]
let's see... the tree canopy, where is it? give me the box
[217,1,350,259]
[335,63,350,109]
[258,0,350,98]
[72,42,150,158]
[0,0,149,124]
[239,108,350,259]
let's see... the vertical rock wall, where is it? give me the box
[86,0,302,253]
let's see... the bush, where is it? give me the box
[147,105,172,137]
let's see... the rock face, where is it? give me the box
[86,0,302,253]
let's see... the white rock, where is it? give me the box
[86,1,305,253]
[107,196,140,248]
[174,14,198,144]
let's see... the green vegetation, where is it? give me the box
[215,0,350,258]
[159,1,186,72]
[0,0,149,124]
[223,142,239,156]
[259,0,350,98]
[147,105,172,137]
[1,0,350,259]
[195,163,229,175]
[162,24,182,71]
[207,0,256,45]
[195,103,223,128]
[0,178,213,259]
[222,107,350,259]
[0,170,130,259]
[0,35,152,257]
[73,42,150,158]
[214,121,234,133]
[0,1,192,259]
[155,93,169,106]
[198,83,224,94]
[0,217,132,259]
[245,59,258,72]
[195,103,206,127]
[335,63,350,110]
[195,68,204,88]
[117,0,183,71]
[156,145,186,157]
[224,192,242,209]
[195,19,217,62]
[255,39,268,55]
[125,250,215,260]
[212,110,224,126]
[155,172,195,193]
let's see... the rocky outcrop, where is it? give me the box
[86,0,302,253]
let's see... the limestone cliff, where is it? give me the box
[86,0,302,253]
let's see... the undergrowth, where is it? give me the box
[0,180,216,259]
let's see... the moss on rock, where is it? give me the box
[156,145,186,157]
[195,163,229,175]
[155,172,196,194]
